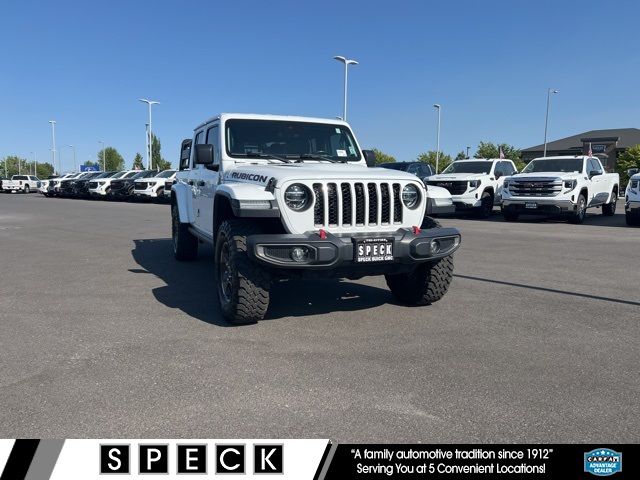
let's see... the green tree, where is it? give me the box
[417,151,452,172]
[97,147,125,171]
[151,134,171,170]
[370,148,396,165]
[617,144,640,187]
[454,150,467,160]
[474,141,525,170]
[132,153,144,170]
[1,155,29,177]
[35,162,55,178]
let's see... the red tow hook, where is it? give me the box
[319,229,327,239]
[412,226,421,235]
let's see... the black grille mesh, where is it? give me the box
[392,183,402,223]
[313,183,324,226]
[327,183,338,225]
[367,183,378,224]
[355,183,365,225]
[341,183,352,225]
[380,183,390,224]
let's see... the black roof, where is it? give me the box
[522,128,640,152]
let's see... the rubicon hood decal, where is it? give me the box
[226,171,270,183]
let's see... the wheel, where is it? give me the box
[476,191,494,218]
[215,219,271,324]
[602,190,617,216]
[24,185,30,194]
[171,203,198,261]
[626,212,640,226]
[386,217,453,305]
[569,194,587,224]
[502,209,519,222]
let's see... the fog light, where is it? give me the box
[291,247,309,263]
[430,239,441,255]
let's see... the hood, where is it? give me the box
[427,173,486,181]
[631,173,640,181]
[510,171,582,181]
[222,162,421,186]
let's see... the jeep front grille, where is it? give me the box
[510,179,562,197]
[312,181,403,228]
[427,180,468,195]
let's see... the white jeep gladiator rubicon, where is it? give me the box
[625,169,640,226]
[171,113,462,324]
[501,155,620,224]
[426,158,518,217]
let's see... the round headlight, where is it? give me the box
[284,184,311,211]
[402,184,420,209]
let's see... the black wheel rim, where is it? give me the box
[611,196,617,210]
[219,241,233,304]
[579,197,586,218]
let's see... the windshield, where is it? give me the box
[93,171,114,179]
[123,171,139,179]
[522,158,584,173]
[226,119,361,161]
[131,170,152,179]
[379,163,409,171]
[155,170,176,178]
[442,161,493,174]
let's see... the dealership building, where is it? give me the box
[521,128,640,171]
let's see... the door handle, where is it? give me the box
[188,180,194,186]
[197,181,205,187]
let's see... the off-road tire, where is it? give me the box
[502,209,519,222]
[171,203,198,261]
[386,217,453,305]
[24,185,30,194]
[476,191,493,218]
[602,190,617,216]
[569,194,587,224]
[215,219,271,324]
[626,212,640,226]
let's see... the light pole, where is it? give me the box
[31,151,37,175]
[145,123,149,171]
[543,88,558,157]
[66,145,77,172]
[466,146,470,158]
[139,98,160,169]
[433,104,442,173]
[98,141,105,171]
[333,56,358,121]
[49,120,57,174]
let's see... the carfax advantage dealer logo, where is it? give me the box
[584,448,622,476]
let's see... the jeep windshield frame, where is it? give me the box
[522,158,585,174]
[225,119,362,162]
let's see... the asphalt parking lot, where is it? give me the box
[1,193,638,442]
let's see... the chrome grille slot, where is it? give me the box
[510,179,562,197]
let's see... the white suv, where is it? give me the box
[171,113,462,324]
[133,169,176,199]
[426,158,518,217]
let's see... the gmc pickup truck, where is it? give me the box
[426,158,518,218]
[171,113,462,324]
[625,169,640,226]
[2,175,41,193]
[502,156,619,224]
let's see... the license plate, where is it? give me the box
[355,238,394,263]
[525,202,538,209]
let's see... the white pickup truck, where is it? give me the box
[502,156,619,223]
[134,169,176,199]
[2,175,41,193]
[171,113,462,324]
[426,158,518,217]
[625,169,640,226]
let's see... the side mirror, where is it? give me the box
[195,144,215,165]
[362,150,377,167]
[628,168,638,177]
[589,170,602,178]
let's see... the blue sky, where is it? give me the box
[2,0,640,171]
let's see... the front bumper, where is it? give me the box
[451,194,483,210]
[134,189,159,198]
[502,198,577,215]
[426,197,456,215]
[626,200,640,215]
[246,227,461,272]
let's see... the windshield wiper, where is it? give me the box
[236,152,291,163]
[296,154,345,163]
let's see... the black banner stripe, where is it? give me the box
[0,439,40,480]
[313,441,333,480]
